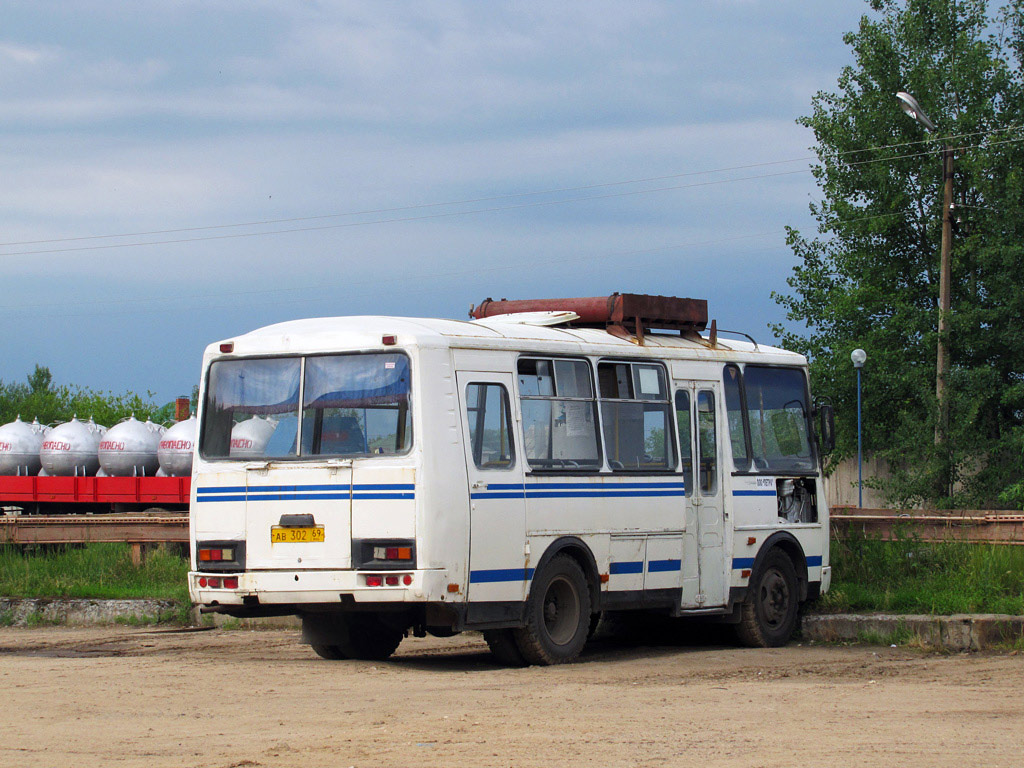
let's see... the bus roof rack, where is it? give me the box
[470,292,708,344]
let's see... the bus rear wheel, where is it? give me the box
[513,554,592,665]
[483,628,527,667]
[311,643,348,660]
[304,613,404,661]
[735,549,799,648]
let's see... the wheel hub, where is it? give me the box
[760,569,790,629]
[542,575,580,646]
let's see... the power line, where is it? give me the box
[5,134,1021,260]
[0,210,908,318]
[1,123,1019,251]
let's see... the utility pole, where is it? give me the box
[896,92,954,454]
[936,145,954,446]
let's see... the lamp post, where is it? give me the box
[896,91,954,447]
[851,348,867,508]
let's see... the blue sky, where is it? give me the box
[0,1,869,405]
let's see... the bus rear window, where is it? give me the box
[200,353,411,459]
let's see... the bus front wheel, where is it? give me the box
[513,554,592,665]
[735,549,799,648]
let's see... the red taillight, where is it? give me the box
[403,574,412,586]
[220,342,234,353]
[382,335,396,346]
[365,575,383,587]
[198,577,208,588]
[208,577,221,588]
[223,577,239,589]
[385,575,399,586]
[198,547,234,562]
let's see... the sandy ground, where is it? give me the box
[2,626,1023,768]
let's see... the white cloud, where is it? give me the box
[0,0,867,399]
[0,41,58,65]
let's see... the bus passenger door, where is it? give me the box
[676,381,727,609]
[456,372,528,609]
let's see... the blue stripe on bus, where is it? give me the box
[476,481,685,491]
[733,555,822,569]
[471,480,687,500]
[528,490,685,498]
[609,561,644,575]
[525,482,686,490]
[197,483,413,492]
[647,559,682,572]
[732,490,777,497]
[195,484,415,503]
[469,568,535,584]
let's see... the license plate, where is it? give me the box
[271,526,325,544]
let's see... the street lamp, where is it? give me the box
[851,348,867,509]
[896,91,954,446]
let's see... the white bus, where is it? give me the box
[189,293,834,665]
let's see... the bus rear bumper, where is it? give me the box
[189,568,454,607]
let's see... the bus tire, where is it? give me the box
[735,549,799,648]
[483,628,527,667]
[339,613,405,660]
[311,644,349,660]
[513,554,592,665]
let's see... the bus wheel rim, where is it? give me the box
[759,569,790,629]
[543,575,580,646]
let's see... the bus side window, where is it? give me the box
[723,363,751,471]
[517,357,601,471]
[597,361,674,472]
[674,390,693,496]
[697,390,718,495]
[465,383,515,470]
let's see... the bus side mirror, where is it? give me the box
[816,403,835,454]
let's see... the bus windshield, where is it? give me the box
[200,352,411,459]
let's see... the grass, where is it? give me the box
[820,530,1024,615]
[0,543,189,604]
[2,534,1023,623]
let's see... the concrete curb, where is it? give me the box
[189,607,301,629]
[803,612,1024,651]
[0,598,302,628]
[2,599,1021,650]
[0,597,179,627]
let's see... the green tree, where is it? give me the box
[0,367,164,428]
[774,0,1024,507]
[26,365,52,393]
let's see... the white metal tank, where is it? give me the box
[39,417,107,476]
[157,416,197,477]
[229,416,277,458]
[0,417,51,475]
[98,416,166,477]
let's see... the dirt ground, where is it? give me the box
[2,626,1022,768]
